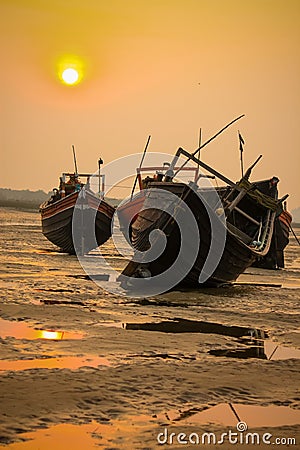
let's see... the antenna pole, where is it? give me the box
[238,131,245,177]
[72,145,78,174]
[98,158,103,197]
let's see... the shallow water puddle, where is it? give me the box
[66,273,110,281]
[0,355,111,372]
[124,318,261,338]
[123,319,300,360]
[0,416,156,449]
[0,318,83,340]
[209,340,300,360]
[160,403,300,428]
[34,287,74,292]
[0,421,101,450]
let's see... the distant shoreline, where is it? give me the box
[0,206,40,215]
[0,186,121,211]
[0,200,41,211]
[0,203,299,228]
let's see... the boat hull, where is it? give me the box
[121,181,276,288]
[40,190,114,254]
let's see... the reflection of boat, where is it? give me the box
[124,318,266,339]
[124,319,269,359]
[209,329,268,360]
[253,208,292,269]
[209,346,268,359]
[120,145,288,288]
[124,318,300,361]
[40,170,114,255]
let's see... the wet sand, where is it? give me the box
[0,207,299,449]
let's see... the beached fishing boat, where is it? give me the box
[119,136,288,289]
[40,158,115,254]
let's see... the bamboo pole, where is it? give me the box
[173,114,245,177]
[130,135,151,200]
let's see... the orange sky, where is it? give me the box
[0,0,299,208]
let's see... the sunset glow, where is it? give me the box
[62,68,79,85]
[57,55,85,86]
[1,1,299,210]
[39,330,64,340]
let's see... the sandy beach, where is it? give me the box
[0,207,299,449]
[2,0,300,447]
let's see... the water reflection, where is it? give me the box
[0,421,102,450]
[123,319,300,361]
[0,404,299,450]
[209,340,300,360]
[209,346,267,359]
[0,355,110,372]
[159,403,300,428]
[66,274,110,281]
[0,416,156,449]
[124,318,262,339]
[0,318,83,340]
[39,330,65,340]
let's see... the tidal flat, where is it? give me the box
[0,207,299,449]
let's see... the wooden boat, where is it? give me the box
[119,146,288,288]
[117,164,199,243]
[40,171,114,254]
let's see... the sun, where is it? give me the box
[62,68,79,85]
[56,55,85,86]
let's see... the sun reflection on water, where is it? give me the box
[0,318,83,341]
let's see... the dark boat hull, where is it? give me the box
[121,181,276,288]
[40,190,114,254]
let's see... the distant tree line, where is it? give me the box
[0,188,49,210]
[0,188,120,210]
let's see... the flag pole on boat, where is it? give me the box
[238,130,245,177]
[98,158,103,197]
[130,135,151,200]
[72,145,78,175]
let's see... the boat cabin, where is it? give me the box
[47,172,106,205]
